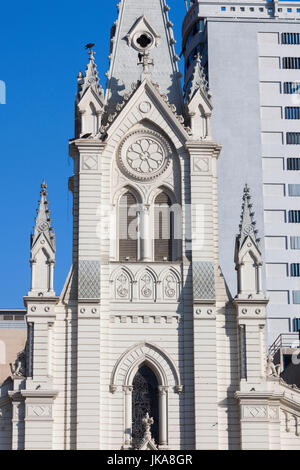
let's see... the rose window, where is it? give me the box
[127,139,164,174]
[117,130,171,182]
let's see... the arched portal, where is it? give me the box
[132,364,159,448]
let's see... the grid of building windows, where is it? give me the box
[289,184,300,196]
[289,210,300,223]
[293,291,300,304]
[282,33,300,44]
[282,57,300,69]
[291,263,300,277]
[293,318,300,332]
[291,236,300,249]
[286,132,300,145]
[285,107,300,119]
[283,82,300,94]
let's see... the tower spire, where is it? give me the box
[237,184,260,249]
[31,181,55,252]
[105,0,183,114]
[29,181,56,297]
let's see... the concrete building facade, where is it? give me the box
[182,0,300,345]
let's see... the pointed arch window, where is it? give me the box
[119,191,139,262]
[132,365,159,448]
[154,192,173,262]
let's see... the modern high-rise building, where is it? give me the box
[182,0,300,344]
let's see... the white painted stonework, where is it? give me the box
[1,0,300,450]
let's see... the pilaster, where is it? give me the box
[21,390,58,451]
[186,140,220,450]
[69,139,104,450]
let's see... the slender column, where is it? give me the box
[158,386,168,448]
[239,262,245,295]
[257,263,263,294]
[30,259,36,292]
[205,113,212,139]
[123,386,133,448]
[47,322,54,377]
[142,206,151,261]
[49,261,55,293]
[27,323,34,378]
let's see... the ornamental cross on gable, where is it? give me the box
[138,52,154,79]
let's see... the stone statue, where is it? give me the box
[10,351,26,378]
[266,355,280,377]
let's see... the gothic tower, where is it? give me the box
[1,0,300,452]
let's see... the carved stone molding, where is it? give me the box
[243,406,267,419]
[117,130,171,183]
[27,405,52,419]
[82,154,98,171]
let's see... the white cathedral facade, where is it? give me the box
[1,0,300,451]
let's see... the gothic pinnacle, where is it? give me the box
[238,184,260,247]
[186,53,209,103]
[77,44,104,101]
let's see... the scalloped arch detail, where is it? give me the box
[110,342,183,394]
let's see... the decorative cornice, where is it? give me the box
[20,390,59,399]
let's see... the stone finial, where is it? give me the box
[138,52,154,80]
[31,181,56,252]
[77,46,104,101]
[237,184,260,248]
[186,53,209,103]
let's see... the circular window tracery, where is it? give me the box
[136,34,152,49]
[133,31,154,51]
[117,130,171,182]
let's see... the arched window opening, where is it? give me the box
[154,192,173,262]
[119,192,139,262]
[132,365,159,448]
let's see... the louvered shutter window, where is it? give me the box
[119,192,138,262]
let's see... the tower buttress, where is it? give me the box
[235,184,263,300]
[233,185,268,386]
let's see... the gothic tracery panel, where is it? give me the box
[132,365,159,448]
[139,271,156,301]
[115,270,132,301]
[163,271,180,301]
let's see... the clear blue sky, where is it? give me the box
[0,0,186,308]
